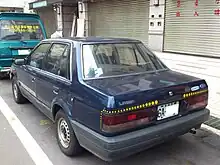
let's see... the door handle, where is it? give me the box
[31,77,35,82]
[53,86,59,95]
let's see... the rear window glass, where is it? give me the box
[0,19,44,40]
[82,42,167,79]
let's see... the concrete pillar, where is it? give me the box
[77,1,89,37]
[148,0,165,51]
[55,3,63,31]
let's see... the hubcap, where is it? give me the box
[13,83,18,100]
[58,118,70,148]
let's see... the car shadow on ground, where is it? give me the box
[75,128,220,165]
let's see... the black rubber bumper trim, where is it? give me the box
[71,109,210,161]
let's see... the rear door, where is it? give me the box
[18,43,51,101]
[35,42,71,118]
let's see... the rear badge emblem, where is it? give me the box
[169,91,174,96]
[118,100,135,106]
[191,86,199,91]
[200,83,206,89]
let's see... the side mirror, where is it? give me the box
[14,59,25,65]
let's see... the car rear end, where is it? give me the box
[71,39,210,161]
[0,13,46,76]
[101,80,208,134]
[73,80,209,161]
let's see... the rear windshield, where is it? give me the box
[0,19,44,40]
[82,43,168,79]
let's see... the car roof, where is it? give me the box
[0,12,40,18]
[44,37,141,44]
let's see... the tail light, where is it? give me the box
[186,92,208,111]
[102,108,157,133]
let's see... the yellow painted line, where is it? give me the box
[40,120,52,126]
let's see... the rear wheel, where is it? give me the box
[55,110,83,156]
[12,77,27,104]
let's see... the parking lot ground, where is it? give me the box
[0,111,34,165]
[1,79,220,165]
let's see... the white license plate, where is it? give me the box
[18,49,30,55]
[157,101,179,121]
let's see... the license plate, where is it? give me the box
[157,101,179,120]
[18,49,30,55]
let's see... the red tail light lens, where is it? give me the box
[102,108,157,133]
[186,92,208,111]
[128,114,137,121]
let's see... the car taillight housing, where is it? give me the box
[186,92,208,111]
[102,108,157,133]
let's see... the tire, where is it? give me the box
[0,72,10,80]
[55,110,83,156]
[0,73,5,80]
[12,77,27,104]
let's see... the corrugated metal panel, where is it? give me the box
[164,0,220,57]
[88,0,149,45]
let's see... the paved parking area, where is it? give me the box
[1,79,220,165]
[0,111,34,165]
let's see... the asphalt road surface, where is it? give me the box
[1,78,220,165]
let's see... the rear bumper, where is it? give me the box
[0,67,11,73]
[71,109,210,161]
[0,55,26,74]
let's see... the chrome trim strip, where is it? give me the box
[19,80,36,97]
[29,66,71,85]
[0,67,11,72]
[43,38,76,43]
[70,42,73,82]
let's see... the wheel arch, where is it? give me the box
[52,99,72,121]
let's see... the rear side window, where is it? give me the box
[29,43,51,68]
[44,43,70,79]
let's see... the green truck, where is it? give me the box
[0,12,47,79]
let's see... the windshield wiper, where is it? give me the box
[1,34,22,40]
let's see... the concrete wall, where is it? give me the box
[148,0,165,51]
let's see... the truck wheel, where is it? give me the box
[0,73,5,80]
[12,77,27,104]
[0,72,10,80]
[55,110,83,156]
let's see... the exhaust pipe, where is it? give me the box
[189,129,196,134]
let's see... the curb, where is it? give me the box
[202,124,220,136]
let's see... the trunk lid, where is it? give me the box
[86,70,208,134]
[85,70,206,106]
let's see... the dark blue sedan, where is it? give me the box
[11,37,210,161]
